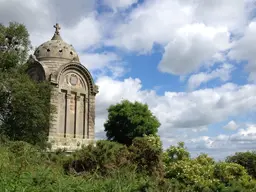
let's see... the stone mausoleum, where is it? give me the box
[26,24,99,151]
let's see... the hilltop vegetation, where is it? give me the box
[1,137,256,191]
[1,22,256,192]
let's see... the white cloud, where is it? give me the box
[0,0,95,31]
[62,14,102,50]
[193,0,246,29]
[158,123,256,160]
[229,21,256,82]
[0,0,101,52]
[105,0,247,75]
[223,120,239,130]
[190,124,256,159]
[80,52,121,70]
[103,0,138,10]
[80,52,126,78]
[158,24,230,75]
[187,63,234,90]
[30,14,101,51]
[105,0,192,52]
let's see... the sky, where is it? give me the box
[1,0,256,160]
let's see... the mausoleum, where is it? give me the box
[26,24,99,151]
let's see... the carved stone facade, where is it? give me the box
[26,24,98,151]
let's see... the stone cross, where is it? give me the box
[54,23,61,35]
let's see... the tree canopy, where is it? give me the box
[226,151,256,179]
[0,22,31,71]
[0,22,51,147]
[104,100,160,145]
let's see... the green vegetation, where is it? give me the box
[1,22,256,191]
[1,138,256,191]
[226,151,256,179]
[104,100,160,145]
[0,22,52,148]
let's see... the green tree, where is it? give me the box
[0,22,31,71]
[104,100,160,145]
[0,22,52,147]
[226,151,256,179]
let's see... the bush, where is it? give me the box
[64,140,130,175]
[213,162,251,184]
[129,136,164,178]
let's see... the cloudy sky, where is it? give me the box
[1,0,256,159]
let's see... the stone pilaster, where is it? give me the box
[66,92,73,137]
[48,86,59,136]
[88,95,96,139]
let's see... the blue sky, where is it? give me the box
[1,0,256,159]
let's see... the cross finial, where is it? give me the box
[54,23,61,35]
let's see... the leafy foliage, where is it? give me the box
[64,140,130,175]
[1,140,256,191]
[163,141,190,165]
[226,151,256,179]
[0,74,52,146]
[0,22,52,147]
[214,162,251,184]
[128,136,164,177]
[0,22,31,71]
[104,100,160,145]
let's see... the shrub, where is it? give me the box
[213,162,251,184]
[64,140,130,175]
[129,136,164,178]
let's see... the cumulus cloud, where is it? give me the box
[187,63,234,90]
[229,21,256,82]
[80,52,121,70]
[190,124,256,159]
[0,0,101,52]
[0,0,95,31]
[223,121,239,130]
[158,24,230,75]
[105,0,248,75]
[158,123,256,160]
[105,0,192,52]
[103,0,138,10]
[80,52,127,78]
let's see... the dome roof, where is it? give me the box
[34,24,79,62]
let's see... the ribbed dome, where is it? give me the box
[34,24,79,62]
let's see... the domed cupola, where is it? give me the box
[34,23,79,62]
